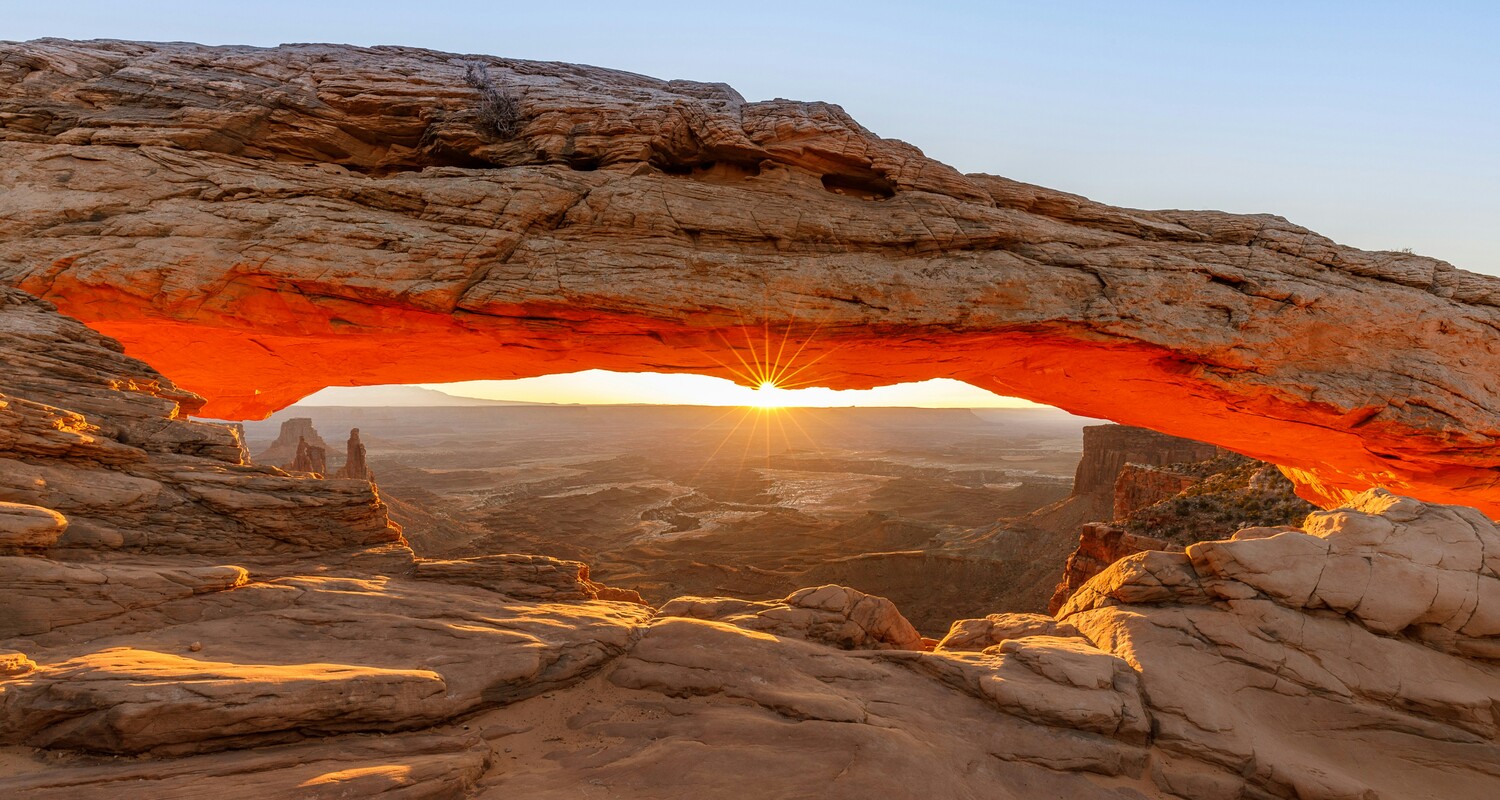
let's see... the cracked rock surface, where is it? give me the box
[3,40,1500,513]
[2,42,1500,799]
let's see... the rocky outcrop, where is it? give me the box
[0,287,397,557]
[0,286,649,762]
[1073,426,1220,506]
[3,41,1500,513]
[334,427,368,480]
[5,293,1500,798]
[255,417,330,468]
[1050,490,1500,798]
[0,647,451,754]
[414,552,646,604]
[1049,451,1320,613]
[287,435,327,475]
[1113,463,1200,521]
[0,502,66,552]
[4,41,1500,799]
[953,424,1228,613]
[1047,524,1170,614]
[658,584,924,651]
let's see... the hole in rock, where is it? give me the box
[229,371,1312,639]
[654,158,764,180]
[821,171,895,200]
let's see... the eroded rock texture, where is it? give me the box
[0,289,651,786]
[0,287,396,557]
[3,290,1500,799]
[2,40,1500,512]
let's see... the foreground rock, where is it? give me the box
[4,40,1500,513]
[658,584,924,651]
[0,289,397,558]
[1048,449,1317,613]
[1,286,650,769]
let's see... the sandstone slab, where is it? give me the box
[2,41,1500,512]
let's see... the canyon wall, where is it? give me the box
[2,40,1500,513]
[1072,425,1221,507]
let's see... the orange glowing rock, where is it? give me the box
[4,40,1500,515]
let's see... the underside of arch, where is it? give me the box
[3,40,1499,514]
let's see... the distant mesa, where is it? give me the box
[257,417,367,480]
[257,418,332,468]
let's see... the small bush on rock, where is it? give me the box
[464,61,522,138]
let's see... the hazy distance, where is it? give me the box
[296,372,1047,409]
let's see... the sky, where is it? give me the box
[9,1,1496,407]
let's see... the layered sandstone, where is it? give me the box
[0,286,651,770]
[2,40,1500,512]
[334,427,368,480]
[1047,523,1170,614]
[4,290,1500,797]
[1049,452,1318,612]
[1073,426,1220,506]
[0,287,397,557]
[1113,463,1200,521]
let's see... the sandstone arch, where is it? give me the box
[2,40,1499,514]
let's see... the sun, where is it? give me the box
[749,380,791,409]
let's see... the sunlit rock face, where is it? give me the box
[5,268,1500,799]
[3,40,1500,514]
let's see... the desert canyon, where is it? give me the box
[3,39,1500,799]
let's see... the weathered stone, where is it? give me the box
[334,428,368,480]
[2,42,1500,512]
[0,647,450,754]
[935,612,1082,652]
[287,435,328,475]
[0,287,400,557]
[659,584,922,651]
[0,733,490,799]
[0,558,248,637]
[414,552,644,604]
[1048,524,1174,614]
[0,500,66,551]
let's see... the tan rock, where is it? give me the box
[0,733,489,799]
[659,584,922,650]
[1186,489,1500,641]
[0,287,401,557]
[0,501,66,551]
[0,649,36,676]
[0,558,248,638]
[2,41,1500,513]
[414,553,643,603]
[935,612,1082,651]
[0,647,450,754]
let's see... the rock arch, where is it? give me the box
[3,40,1499,514]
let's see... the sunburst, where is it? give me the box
[682,305,839,490]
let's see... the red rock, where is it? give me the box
[1112,464,1201,522]
[1047,523,1172,614]
[287,436,327,476]
[333,428,368,480]
[3,41,1500,514]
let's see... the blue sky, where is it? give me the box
[9,1,1497,274]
